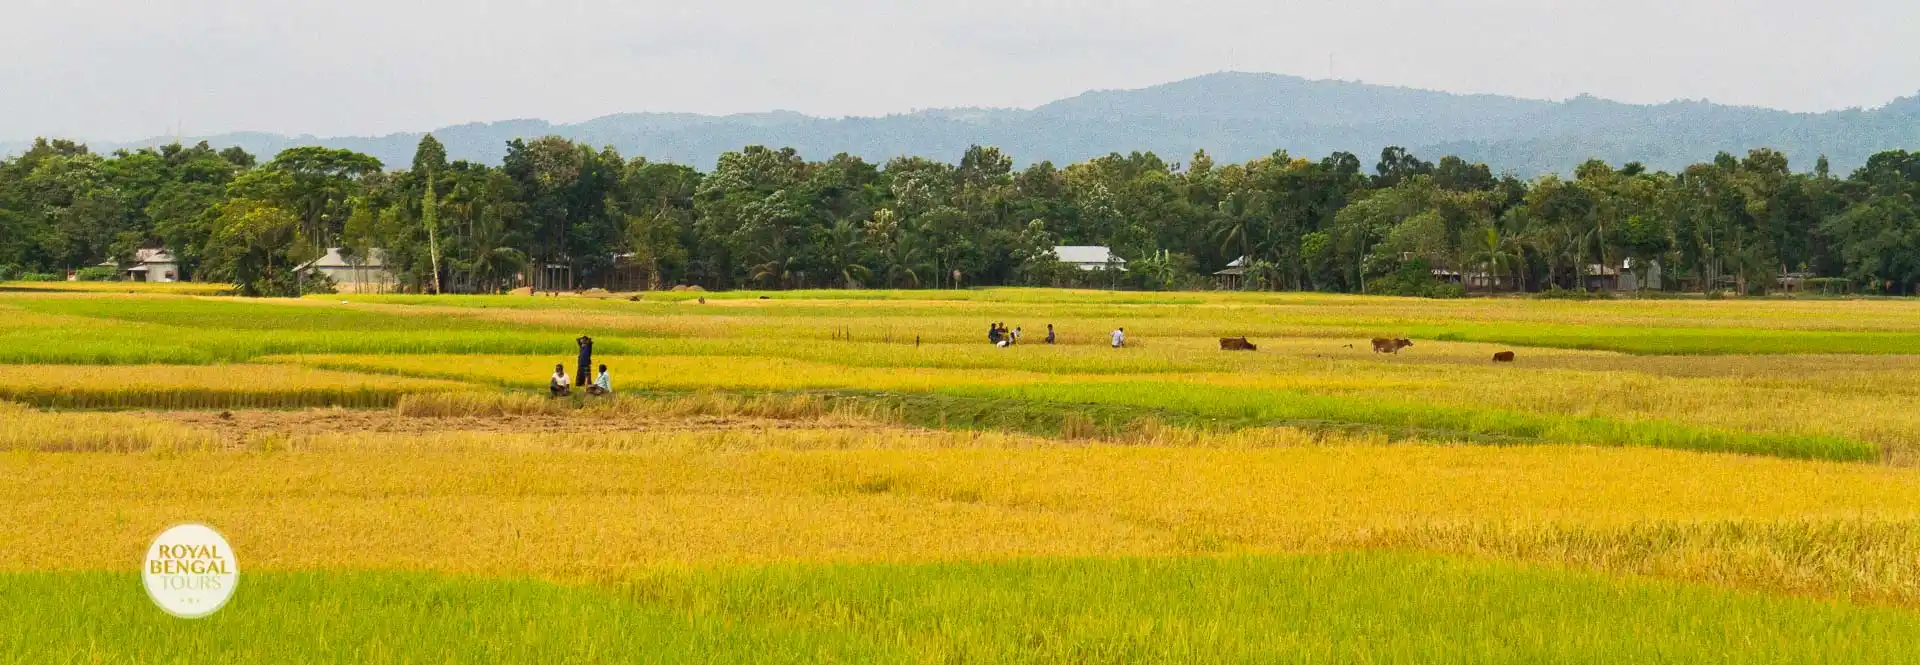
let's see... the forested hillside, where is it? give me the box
[12,73,1918,177]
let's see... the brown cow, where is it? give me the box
[1370,338,1414,354]
[1219,337,1258,351]
[1492,351,1516,362]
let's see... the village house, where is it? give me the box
[93,248,181,282]
[296,248,396,293]
[1213,256,1248,289]
[1052,245,1126,271]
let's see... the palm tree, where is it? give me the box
[1468,227,1523,294]
[874,233,929,288]
[813,218,872,288]
[1211,192,1262,290]
[458,210,527,293]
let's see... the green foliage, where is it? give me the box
[73,266,117,281]
[5,134,1920,298]
[1364,258,1463,298]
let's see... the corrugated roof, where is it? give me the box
[133,248,176,264]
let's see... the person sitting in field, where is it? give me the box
[549,364,571,397]
[1012,327,1023,344]
[988,322,1001,345]
[1111,327,1126,348]
[1045,324,1056,344]
[588,364,611,396]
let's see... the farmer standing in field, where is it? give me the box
[575,335,594,388]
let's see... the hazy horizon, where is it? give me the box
[6,0,1919,143]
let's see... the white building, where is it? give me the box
[297,248,396,293]
[98,248,181,282]
[1052,245,1126,271]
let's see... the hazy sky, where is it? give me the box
[5,0,1918,142]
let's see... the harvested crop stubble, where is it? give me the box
[156,407,891,449]
[391,391,886,422]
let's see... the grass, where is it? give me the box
[13,554,1920,664]
[0,364,471,409]
[270,353,1884,461]
[0,280,231,295]
[0,402,220,453]
[8,290,1920,462]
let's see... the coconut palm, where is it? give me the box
[813,218,872,288]
[1468,227,1523,293]
[457,210,527,293]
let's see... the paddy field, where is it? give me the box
[10,283,1920,663]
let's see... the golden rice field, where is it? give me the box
[14,285,1920,662]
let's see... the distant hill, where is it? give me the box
[14,72,1920,175]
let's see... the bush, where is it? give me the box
[301,270,338,295]
[74,266,119,282]
[1365,259,1466,299]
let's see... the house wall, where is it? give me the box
[317,266,396,293]
[147,263,179,283]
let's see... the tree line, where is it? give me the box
[3,134,1919,296]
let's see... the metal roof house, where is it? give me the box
[96,248,181,282]
[1214,256,1248,289]
[296,248,396,293]
[1052,246,1126,271]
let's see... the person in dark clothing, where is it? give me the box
[988,322,1002,345]
[575,335,594,387]
[1045,324,1056,344]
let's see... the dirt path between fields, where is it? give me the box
[153,408,889,446]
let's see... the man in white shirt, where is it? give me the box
[549,364,571,397]
[1111,327,1125,348]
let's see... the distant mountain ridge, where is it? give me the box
[9,72,1919,176]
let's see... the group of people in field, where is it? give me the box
[547,321,1138,398]
[987,322,1126,348]
[988,322,1039,347]
[549,335,612,397]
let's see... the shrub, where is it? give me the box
[74,266,119,282]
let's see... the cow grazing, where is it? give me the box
[1371,338,1414,354]
[1220,337,1257,351]
[1493,351,1516,362]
